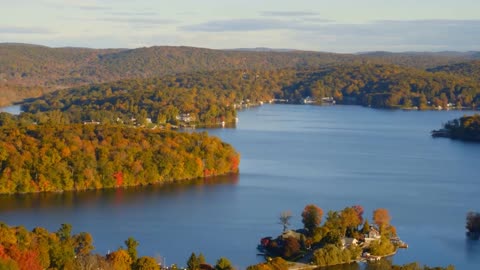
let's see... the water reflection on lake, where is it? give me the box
[0,175,239,213]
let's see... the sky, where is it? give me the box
[1,0,479,52]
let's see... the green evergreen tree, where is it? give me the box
[125,237,139,261]
[187,253,199,270]
[361,220,371,234]
[197,253,206,264]
[215,257,233,270]
[134,256,160,270]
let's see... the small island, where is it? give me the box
[256,205,407,269]
[432,114,480,142]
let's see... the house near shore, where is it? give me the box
[341,237,359,249]
[303,96,316,104]
[281,230,303,241]
[322,97,336,104]
[364,226,381,243]
[176,113,194,123]
[368,227,381,238]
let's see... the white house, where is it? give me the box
[341,237,359,249]
[176,113,194,123]
[364,226,381,243]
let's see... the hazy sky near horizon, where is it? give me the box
[1,0,479,52]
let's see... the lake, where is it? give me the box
[0,104,21,115]
[1,104,479,269]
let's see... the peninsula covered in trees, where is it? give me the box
[17,64,480,128]
[432,114,480,142]
[0,122,239,194]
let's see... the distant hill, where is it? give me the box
[355,51,479,68]
[95,46,354,79]
[226,47,298,52]
[0,43,347,105]
[0,43,352,88]
[427,60,480,81]
[0,43,479,106]
[357,50,480,58]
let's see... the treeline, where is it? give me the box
[20,70,290,126]
[20,64,480,127]
[283,64,480,109]
[0,123,239,194]
[428,61,480,82]
[0,222,235,270]
[441,114,480,141]
[0,222,101,270]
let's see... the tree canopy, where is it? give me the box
[0,124,239,194]
[17,64,480,129]
[301,204,323,233]
[440,114,480,141]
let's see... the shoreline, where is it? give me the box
[286,249,398,270]
[0,172,240,196]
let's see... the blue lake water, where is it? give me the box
[1,105,479,269]
[0,105,21,115]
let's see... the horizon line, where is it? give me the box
[1,42,479,55]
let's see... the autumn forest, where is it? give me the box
[0,43,479,269]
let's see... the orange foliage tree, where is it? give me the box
[373,208,391,231]
[6,246,42,270]
[352,205,364,223]
[302,204,324,234]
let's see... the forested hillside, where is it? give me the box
[0,43,349,93]
[20,69,289,126]
[428,60,480,81]
[0,123,239,194]
[20,64,480,127]
[284,64,480,108]
[1,43,478,106]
